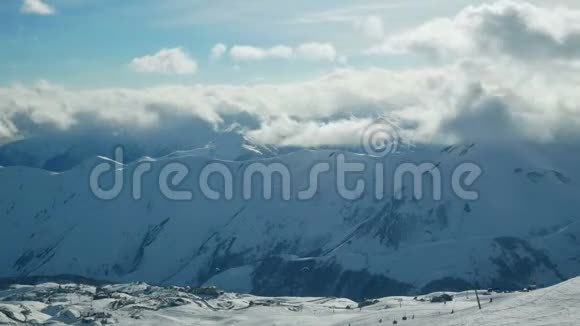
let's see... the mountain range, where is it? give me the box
[1,135,579,300]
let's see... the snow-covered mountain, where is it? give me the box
[1,276,579,325]
[0,128,277,172]
[1,142,579,300]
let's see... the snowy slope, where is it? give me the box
[0,128,277,171]
[0,277,579,325]
[0,142,580,299]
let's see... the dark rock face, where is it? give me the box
[252,256,413,301]
[489,236,565,290]
[430,293,453,303]
[421,278,476,294]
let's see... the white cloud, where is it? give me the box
[3,56,580,147]
[229,43,337,62]
[353,16,385,40]
[230,45,294,61]
[20,0,55,15]
[210,43,228,61]
[130,48,198,75]
[246,116,373,147]
[368,1,580,61]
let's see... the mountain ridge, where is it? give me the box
[1,141,579,300]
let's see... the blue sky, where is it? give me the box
[0,0,508,86]
[2,0,577,87]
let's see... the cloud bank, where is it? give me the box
[2,57,579,147]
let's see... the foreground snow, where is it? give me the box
[1,277,578,325]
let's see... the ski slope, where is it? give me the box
[0,277,578,325]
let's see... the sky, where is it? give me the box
[1,0,580,148]
[1,0,576,86]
